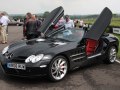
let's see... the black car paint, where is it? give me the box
[0,31,119,77]
[0,6,119,77]
[84,7,112,40]
[0,36,85,76]
[38,6,64,35]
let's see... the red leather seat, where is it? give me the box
[86,39,99,55]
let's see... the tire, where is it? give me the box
[104,46,117,64]
[48,56,68,82]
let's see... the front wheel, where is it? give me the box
[104,46,117,64]
[48,56,68,82]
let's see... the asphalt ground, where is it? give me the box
[0,26,120,90]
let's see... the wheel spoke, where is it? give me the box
[112,49,115,52]
[54,61,57,67]
[59,71,63,78]
[58,59,62,66]
[60,69,64,74]
[61,66,67,69]
[56,71,59,77]
[60,61,65,66]
[52,69,57,74]
[113,52,116,55]
[112,54,116,57]
[52,65,56,70]
[110,56,112,60]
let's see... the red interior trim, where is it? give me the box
[86,39,99,55]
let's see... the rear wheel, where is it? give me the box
[48,56,68,81]
[104,46,117,64]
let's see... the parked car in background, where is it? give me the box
[9,19,23,26]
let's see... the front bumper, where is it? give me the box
[0,54,50,77]
[1,65,47,77]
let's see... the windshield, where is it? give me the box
[50,29,85,42]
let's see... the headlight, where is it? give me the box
[2,46,9,55]
[25,54,44,63]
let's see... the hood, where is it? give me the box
[38,6,64,35]
[8,38,68,58]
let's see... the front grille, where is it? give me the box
[11,56,27,63]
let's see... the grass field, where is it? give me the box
[111,18,120,27]
[84,17,120,27]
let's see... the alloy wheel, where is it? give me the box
[109,47,117,63]
[51,58,68,80]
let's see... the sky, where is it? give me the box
[0,0,120,15]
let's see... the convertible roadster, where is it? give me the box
[0,6,119,81]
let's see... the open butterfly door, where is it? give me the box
[38,6,64,35]
[84,7,112,55]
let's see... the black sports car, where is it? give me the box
[0,6,119,81]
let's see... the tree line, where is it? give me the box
[9,11,120,21]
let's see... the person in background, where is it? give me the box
[6,25,8,35]
[34,14,42,36]
[83,23,88,32]
[0,12,10,44]
[23,17,27,39]
[80,19,84,28]
[53,17,65,30]
[75,20,80,29]
[57,17,65,26]
[64,15,74,29]
[0,25,2,39]
[16,18,21,26]
[34,14,42,29]
[24,13,41,40]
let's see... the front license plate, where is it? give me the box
[7,63,26,70]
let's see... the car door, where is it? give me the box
[84,7,112,56]
[84,7,112,40]
[38,6,64,35]
[69,44,87,68]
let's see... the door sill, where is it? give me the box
[87,53,102,59]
